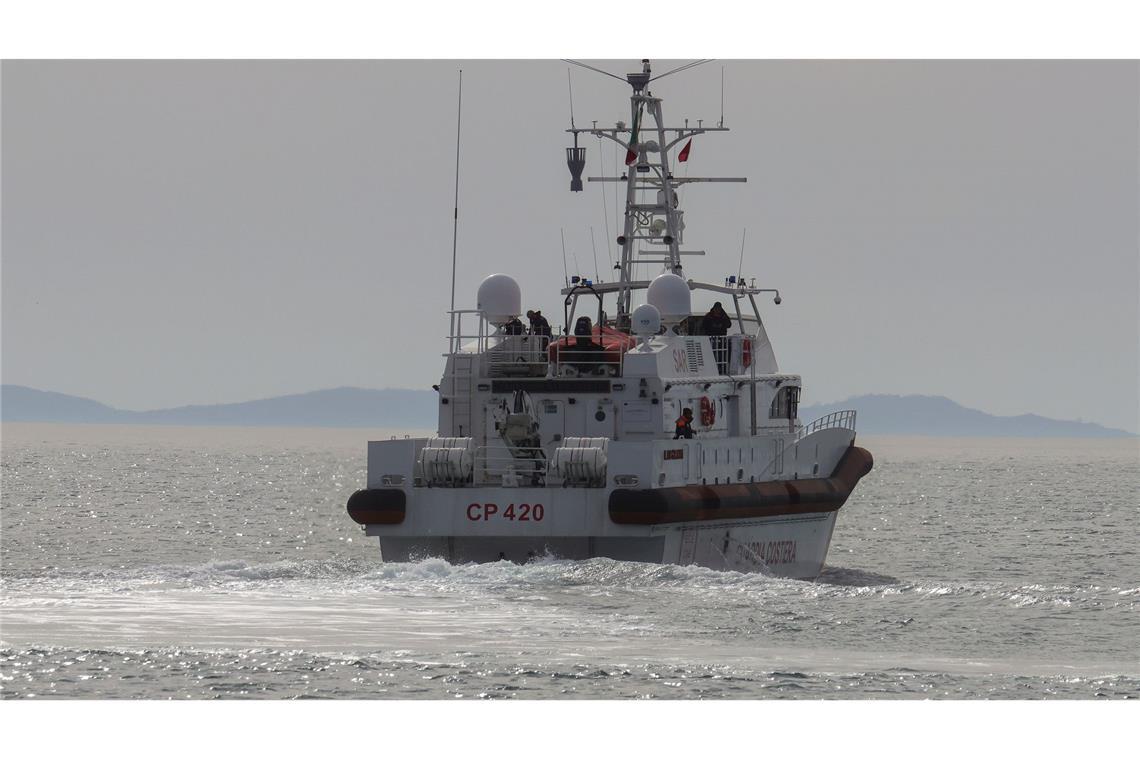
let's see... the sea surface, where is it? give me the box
[1,423,1137,699]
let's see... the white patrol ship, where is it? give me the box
[347,60,872,579]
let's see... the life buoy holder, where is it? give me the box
[699,396,716,426]
[741,337,753,369]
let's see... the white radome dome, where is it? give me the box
[631,303,662,336]
[477,274,522,325]
[646,273,691,324]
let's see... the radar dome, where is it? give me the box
[646,273,691,324]
[476,274,522,325]
[631,303,661,336]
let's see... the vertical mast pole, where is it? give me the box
[449,69,464,312]
[618,95,640,321]
[617,60,652,324]
[651,98,680,273]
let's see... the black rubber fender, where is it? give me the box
[346,488,406,525]
[609,446,873,525]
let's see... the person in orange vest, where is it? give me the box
[674,408,695,439]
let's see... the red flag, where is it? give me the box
[625,105,643,166]
[678,138,692,163]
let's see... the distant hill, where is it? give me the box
[0,385,123,424]
[2,385,1134,437]
[1,385,437,429]
[799,394,1134,438]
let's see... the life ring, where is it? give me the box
[741,337,752,369]
[699,396,716,426]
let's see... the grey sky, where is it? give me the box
[2,60,1137,432]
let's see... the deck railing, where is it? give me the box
[484,336,550,377]
[473,446,548,486]
[446,310,625,378]
[548,341,626,378]
[796,410,857,441]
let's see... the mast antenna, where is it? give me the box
[590,227,600,281]
[449,69,463,312]
[561,228,569,287]
[719,66,725,127]
[737,228,747,283]
[567,68,576,130]
[598,131,612,269]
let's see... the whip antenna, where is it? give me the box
[598,128,613,269]
[737,228,747,282]
[449,70,463,312]
[561,228,569,287]
[590,227,600,281]
[719,66,725,127]
[567,68,576,129]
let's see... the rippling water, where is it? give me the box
[2,423,1137,699]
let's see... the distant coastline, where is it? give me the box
[1,384,1134,437]
[797,394,1135,438]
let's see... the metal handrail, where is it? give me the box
[473,446,548,486]
[447,311,630,378]
[796,409,857,441]
[549,340,626,377]
[484,335,550,377]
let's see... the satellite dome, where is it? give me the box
[631,303,662,337]
[646,273,691,324]
[477,274,522,325]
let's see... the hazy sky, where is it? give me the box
[2,60,1137,432]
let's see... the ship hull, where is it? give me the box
[355,445,871,580]
[348,437,870,578]
[371,509,838,579]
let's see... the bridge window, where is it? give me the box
[769,386,800,420]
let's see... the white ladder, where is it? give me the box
[449,354,475,436]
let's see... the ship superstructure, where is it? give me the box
[347,60,872,578]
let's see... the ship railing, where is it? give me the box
[549,342,626,378]
[446,309,488,356]
[484,335,551,377]
[473,446,549,486]
[796,410,857,441]
[446,310,556,378]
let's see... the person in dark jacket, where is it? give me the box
[504,316,525,335]
[566,315,604,373]
[527,309,552,348]
[702,302,731,335]
[702,302,732,373]
[674,408,695,439]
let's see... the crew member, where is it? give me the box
[568,316,604,373]
[504,315,525,335]
[702,302,732,373]
[527,309,552,348]
[674,408,695,439]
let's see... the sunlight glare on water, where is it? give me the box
[2,424,1137,698]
